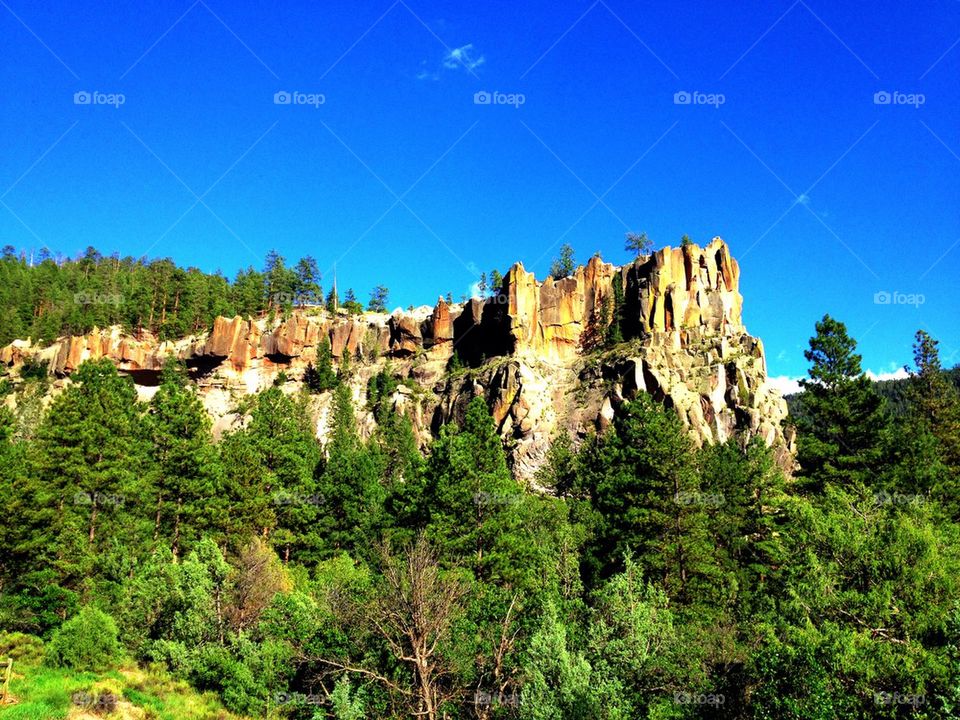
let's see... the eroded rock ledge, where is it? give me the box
[1,239,794,478]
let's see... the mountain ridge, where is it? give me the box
[0,238,795,478]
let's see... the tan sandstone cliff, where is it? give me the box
[0,239,794,478]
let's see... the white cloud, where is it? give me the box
[442,44,485,71]
[767,376,804,396]
[795,193,810,206]
[866,367,909,382]
[768,367,910,396]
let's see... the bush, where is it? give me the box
[0,632,45,666]
[45,606,121,671]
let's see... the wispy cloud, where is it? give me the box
[443,43,485,71]
[416,61,439,81]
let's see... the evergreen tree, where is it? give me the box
[580,395,719,601]
[489,269,503,296]
[316,383,385,555]
[549,244,576,279]
[342,288,363,314]
[31,360,145,589]
[221,387,321,563]
[624,231,651,258]
[906,329,960,472]
[293,256,321,306]
[303,339,338,393]
[325,287,339,313]
[367,285,389,312]
[145,360,224,557]
[796,315,889,491]
[423,398,526,580]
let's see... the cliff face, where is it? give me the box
[0,239,794,477]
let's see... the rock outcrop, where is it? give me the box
[0,239,795,477]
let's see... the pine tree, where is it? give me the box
[580,395,718,601]
[796,315,889,491]
[220,387,321,563]
[423,397,524,579]
[32,359,145,588]
[906,330,960,471]
[624,231,651,258]
[367,285,389,312]
[549,244,576,279]
[304,339,338,393]
[316,383,385,555]
[145,360,224,557]
[294,256,321,306]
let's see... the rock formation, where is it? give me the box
[0,239,795,478]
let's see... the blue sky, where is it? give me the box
[1,0,958,384]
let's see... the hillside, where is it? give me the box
[3,241,958,719]
[0,238,794,478]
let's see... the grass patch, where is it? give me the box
[0,636,243,720]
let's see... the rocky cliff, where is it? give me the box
[0,239,794,478]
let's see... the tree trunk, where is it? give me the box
[172,494,183,558]
[88,496,98,544]
[153,492,163,541]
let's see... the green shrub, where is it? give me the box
[0,632,45,666]
[45,606,121,672]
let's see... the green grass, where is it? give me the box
[0,665,97,719]
[0,636,243,720]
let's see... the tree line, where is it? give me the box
[0,246,403,347]
[0,319,959,718]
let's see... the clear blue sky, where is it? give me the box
[1,0,958,381]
